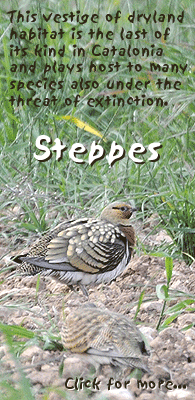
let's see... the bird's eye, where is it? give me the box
[120,206,128,212]
[112,205,129,212]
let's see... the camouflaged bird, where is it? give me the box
[62,305,150,373]
[13,201,136,294]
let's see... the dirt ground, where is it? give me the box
[0,212,195,400]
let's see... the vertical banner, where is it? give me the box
[0,0,195,399]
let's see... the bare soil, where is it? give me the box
[0,212,195,400]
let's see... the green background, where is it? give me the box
[1,0,195,262]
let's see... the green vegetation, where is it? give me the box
[1,0,194,262]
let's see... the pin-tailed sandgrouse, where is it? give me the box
[13,202,136,294]
[62,304,150,373]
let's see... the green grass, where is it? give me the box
[0,299,64,399]
[1,0,194,262]
[0,327,35,400]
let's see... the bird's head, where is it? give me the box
[100,201,136,226]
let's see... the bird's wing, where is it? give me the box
[47,219,127,273]
[63,308,122,355]
[62,307,110,353]
[63,310,147,366]
[83,313,150,372]
[62,307,150,372]
[12,218,87,263]
[21,219,128,274]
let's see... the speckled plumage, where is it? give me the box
[13,202,136,294]
[62,305,150,373]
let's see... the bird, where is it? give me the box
[12,201,136,295]
[61,304,150,373]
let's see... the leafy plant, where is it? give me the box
[156,257,195,330]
